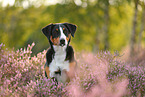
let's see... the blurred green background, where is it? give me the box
[0,0,144,55]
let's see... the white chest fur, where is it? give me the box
[49,45,69,78]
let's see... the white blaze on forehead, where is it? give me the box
[59,26,66,39]
[59,26,68,45]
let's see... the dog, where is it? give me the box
[42,23,77,84]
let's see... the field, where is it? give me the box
[0,43,145,97]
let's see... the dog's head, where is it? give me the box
[42,23,77,47]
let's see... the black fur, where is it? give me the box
[63,23,77,37]
[65,46,75,62]
[54,68,61,75]
[45,45,75,67]
[44,45,75,78]
[42,23,77,40]
[45,71,48,78]
[42,23,53,40]
[44,48,55,78]
[45,48,55,67]
[42,23,77,80]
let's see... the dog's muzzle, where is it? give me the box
[60,39,65,47]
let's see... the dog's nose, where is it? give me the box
[60,39,65,46]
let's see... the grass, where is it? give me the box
[0,43,144,97]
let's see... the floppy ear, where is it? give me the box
[64,23,77,37]
[42,23,53,40]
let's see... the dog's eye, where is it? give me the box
[52,29,60,38]
[63,28,68,36]
[63,28,66,32]
[55,29,58,32]
[54,29,58,34]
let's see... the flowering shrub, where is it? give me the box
[0,43,144,97]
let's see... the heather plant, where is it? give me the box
[0,43,46,96]
[127,66,145,96]
[68,52,129,97]
[0,43,145,97]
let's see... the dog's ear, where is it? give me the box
[64,23,77,37]
[42,23,53,40]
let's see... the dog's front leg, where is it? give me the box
[67,61,77,80]
[45,66,50,78]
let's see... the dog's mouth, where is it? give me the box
[60,43,65,47]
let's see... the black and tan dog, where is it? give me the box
[42,23,77,84]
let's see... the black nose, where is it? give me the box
[60,39,65,46]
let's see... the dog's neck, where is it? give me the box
[52,45,68,62]
[53,45,67,54]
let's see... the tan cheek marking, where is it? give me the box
[53,37,60,45]
[51,37,60,45]
[50,36,53,43]
[66,37,69,42]
[66,34,71,42]
[45,66,50,78]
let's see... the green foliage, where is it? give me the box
[0,0,144,54]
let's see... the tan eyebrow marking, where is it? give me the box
[56,29,58,31]
[63,28,65,30]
